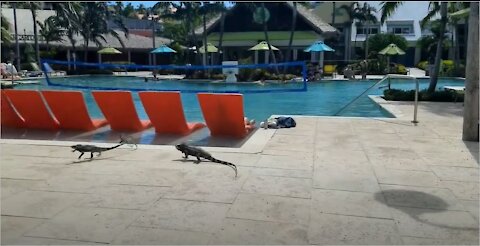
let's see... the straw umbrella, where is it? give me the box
[303,40,335,68]
[378,43,405,73]
[248,41,279,64]
[97,47,121,63]
[198,43,218,66]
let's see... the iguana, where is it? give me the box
[71,136,136,159]
[175,143,238,178]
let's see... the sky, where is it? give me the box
[124,1,235,8]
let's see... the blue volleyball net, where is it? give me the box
[40,59,307,94]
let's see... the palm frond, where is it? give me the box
[380,1,403,24]
[421,3,441,28]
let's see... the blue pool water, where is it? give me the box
[16,76,465,122]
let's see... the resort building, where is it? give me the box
[0,7,171,66]
[194,2,338,64]
[349,1,464,66]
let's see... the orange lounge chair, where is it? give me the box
[1,90,25,128]
[42,90,108,131]
[3,90,59,130]
[139,91,205,135]
[197,93,255,138]
[92,91,151,132]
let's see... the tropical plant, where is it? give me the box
[417,20,450,62]
[37,16,64,51]
[462,2,478,141]
[50,2,82,60]
[166,2,202,63]
[77,2,128,62]
[137,4,147,15]
[1,15,11,45]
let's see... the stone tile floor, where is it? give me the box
[1,101,478,245]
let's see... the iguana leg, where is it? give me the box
[195,156,201,164]
[78,152,84,159]
[72,149,76,152]
[183,153,188,159]
[90,152,94,159]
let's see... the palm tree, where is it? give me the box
[51,2,82,62]
[28,2,41,65]
[284,2,297,74]
[1,14,11,45]
[417,20,450,62]
[199,2,225,66]
[462,2,478,141]
[77,2,128,62]
[339,2,361,60]
[37,16,64,52]
[380,1,448,93]
[356,3,377,60]
[427,2,448,92]
[256,3,278,72]
[13,3,20,70]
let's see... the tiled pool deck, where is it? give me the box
[1,100,478,245]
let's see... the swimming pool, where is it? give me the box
[14,76,465,122]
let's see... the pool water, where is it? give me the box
[15,76,465,123]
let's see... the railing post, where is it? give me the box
[412,78,419,124]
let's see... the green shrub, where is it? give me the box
[211,73,226,80]
[417,61,428,70]
[394,64,408,75]
[383,89,463,102]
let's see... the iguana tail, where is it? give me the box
[208,157,238,178]
[104,143,124,151]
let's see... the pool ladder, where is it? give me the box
[333,74,420,124]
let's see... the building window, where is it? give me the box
[357,27,379,35]
[387,24,414,35]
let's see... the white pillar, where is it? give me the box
[128,50,131,63]
[293,49,298,61]
[255,51,258,64]
[265,51,269,64]
[98,53,102,63]
[149,53,152,65]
